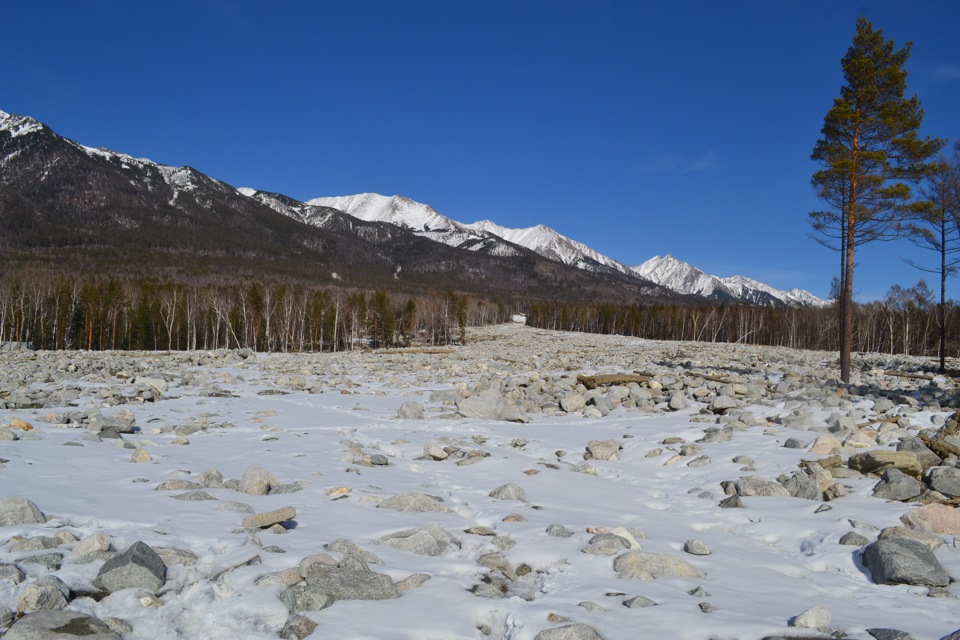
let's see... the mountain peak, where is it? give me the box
[0,109,45,138]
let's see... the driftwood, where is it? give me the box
[690,372,739,385]
[577,373,652,390]
[856,416,900,430]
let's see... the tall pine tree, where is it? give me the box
[810,17,943,383]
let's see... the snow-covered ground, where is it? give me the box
[1,324,958,639]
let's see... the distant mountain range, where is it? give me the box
[0,106,823,307]
[305,192,825,307]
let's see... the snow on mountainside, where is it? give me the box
[307,193,523,256]
[634,255,826,307]
[465,219,634,275]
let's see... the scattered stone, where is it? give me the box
[489,483,526,501]
[156,479,204,491]
[304,560,400,600]
[872,468,923,501]
[877,526,945,551]
[376,524,460,556]
[281,613,319,640]
[623,595,657,608]
[279,585,334,613]
[698,602,719,613]
[534,623,605,640]
[396,573,431,592]
[238,464,278,495]
[4,610,121,640]
[613,551,704,580]
[93,540,167,593]
[582,532,632,556]
[735,476,791,497]
[901,503,960,534]
[867,630,917,640]
[16,576,69,612]
[378,492,448,512]
[130,448,152,463]
[578,601,606,613]
[586,439,621,461]
[242,506,297,529]
[171,490,218,501]
[397,401,425,419]
[848,451,922,477]
[325,538,382,564]
[546,524,575,538]
[789,604,831,629]
[861,538,949,587]
[0,497,44,526]
[683,539,711,555]
[839,531,871,546]
[719,495,744,509]
[926,466,960,498]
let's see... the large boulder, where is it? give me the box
[926,467,960,498]
[0,497,44,526]
[376,524,460,556]
[848,451,922,477]
[238,464,278,495]
[613,550,704,580]
[872,468,922,502]
[5,610,120,639]
[861,538,949,587]
[901,503,960,534]
[93,541,166,593]
[304,561,399,601]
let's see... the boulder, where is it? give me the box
[586,440,621,461]
[5,611,120,640]
[926,466,960,498]
[861,538,949,587]
[872,468,923,501]
[901,503,960,535]
[613,550,704,580]
[377,492,448,512]
[0,497,44,526]
[279,585,334,613]
[790,604,831,629]
[877,526,945,551]
[93,540,166,593]
[848,451,922,477]
[397,401,424,419]
[376,524,460,556]
[242,506,297,529]
[238,464,278,495]
[581,532,632,556]
[489,483,526,501]
[534,624,605,640]
[735,476,791,497]
[304,562,400,600]
[15,576,69,612]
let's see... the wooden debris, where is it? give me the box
[577,373,652,390]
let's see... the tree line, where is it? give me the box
[526,279,960,360]
[0,273,505,352]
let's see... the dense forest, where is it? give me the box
[2,271,956,364]
[0,273,500,352]
[526,280,959,361]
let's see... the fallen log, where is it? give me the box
[577,373,652,390]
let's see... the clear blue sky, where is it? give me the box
[4,1,959,301]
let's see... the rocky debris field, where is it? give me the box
[2,322,960,639]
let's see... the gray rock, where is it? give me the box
[305,562,400,600]
[698,602,720,613]
[789,604,831,628]
[216,501,255,514]
[279,585,334,612]
[783,438,807,449]
[839,531,871,546]
[200,467,225,488]
[709,395,737,414]
[623,595,657,608]
[4,610,120,639]
[872,468,923,502]
[93,540,167,593]
[534,623,605,640]
[926,466,960,498]
[457,389,524,422]
[377,492,448,512]
[376,524,460,556]
[369,454,389,466]
[397,401,424,419]
[683,539,711,555]
[0,497,44,526]
[862,538,950,587]
[736,476,791,497]
[15,576,69,612]
[546,524,575,538]
[718,495,744,509]
[578,601,606,613]
[171,490,218,501]
[325,539,382,564]
[668,391,688,411]
[877,526,945,551]
[242,506,297,529]
[156,479,204,491]
[0,563,25,583]
[586,439,620,461]
[781,472,821,500]
[897,436,941,470]
[613,550,704,580]
[280,614,319,640]
[560,394,586,413]
[396,573,430,592]
[238,464,278,495]
[581,532,631,556]
[867,630,917,640]
[489,483,526,501]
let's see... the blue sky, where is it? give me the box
[3,1,959,301]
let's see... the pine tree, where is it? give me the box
[810,17,943,382]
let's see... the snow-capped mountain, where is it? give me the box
[633,255,826,307]
[306,193,524,257]
[307,193,635,276]
[464,219,634,275]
